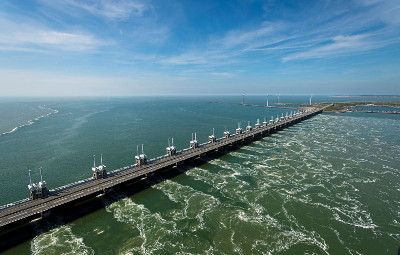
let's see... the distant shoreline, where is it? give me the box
[316,101,400,113]
[332,95,400,98]
[209,100,400,114]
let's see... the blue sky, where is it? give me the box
[0,0,399,96]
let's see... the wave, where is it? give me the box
[173,168,324,254]
[103,192,215,254]
[0,105,58,137]
[31,225,94,255]
[152,179,220,230]
[229,151,259,160]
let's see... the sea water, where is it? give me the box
[0,96,399,254]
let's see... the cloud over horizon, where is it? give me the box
[0,0,399,96]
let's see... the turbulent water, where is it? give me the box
[1,96,399,254]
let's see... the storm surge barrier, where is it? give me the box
[0,106,326,230]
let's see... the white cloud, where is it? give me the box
[157,22,287,66]
[216,22,285,50]
[278,0,400,62]
[38,0,166,45]
[220,1,399,64]
[161,53,207,65]
[209,72,235,77]
[0,15,104,52]
[282,34,380,62]
[42,0,147,20]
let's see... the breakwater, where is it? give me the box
[0,107,324,231]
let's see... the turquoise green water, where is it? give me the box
[1,96,399,254]
[352,105,400,112]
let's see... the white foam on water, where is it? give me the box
[208,158,245,175]
[31,225,94,255]
[1,105,58,136]
[45,114,396,253]
[104,193,187,254]
[93,228,104,235]
[184,166,291,244]
[252,162,274,170]
[105,191,217,254]
[153,173,290,254]
[229,151,259,160]
[185,167,229,190]
[276,174,378,232]
[230,230,244,255]
[235,207,280,229]
[206,115,397,253]
[209,157,267,180]
[247,115,397,252]
[153,179,220,230]
[228,200,331,255]
[270,201,330,254]
[331,228,363,255]
[185,166,254,208]
[305,198,378,230]
[240,145,268,154]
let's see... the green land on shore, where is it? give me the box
[315,101,400,113]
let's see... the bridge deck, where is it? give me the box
[0,108,323,229]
